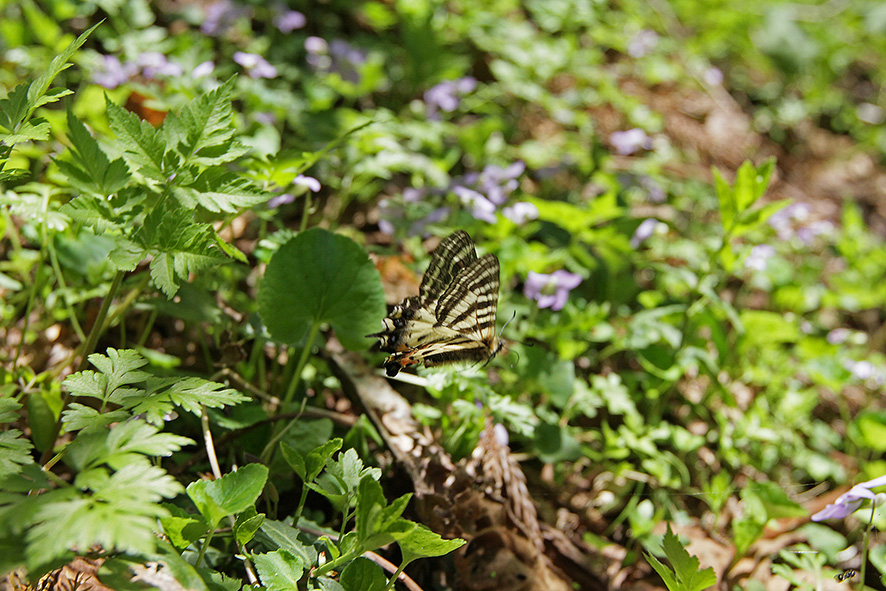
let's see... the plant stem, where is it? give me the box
[283,322,320,407]
[78,270,126,371]
[382,563,407,591]
[195,527,216,568]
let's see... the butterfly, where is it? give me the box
[369,230,503,377]
[835,569,856,583]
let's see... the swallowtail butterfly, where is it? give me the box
[369,230,503,377]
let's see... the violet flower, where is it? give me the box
[274,9,306,33]
[267,175,320,208]
[233,52,278,79]
[424,77,477,117]
[610,128,653,156]
[92,55,138,89]
[137,52,183,79]
[201,0,250,36]
[193,61,215,78]
[454,186,497,223]
[744,244,775,271]
[524,270,582,311]
[812,474,886,521]
[628,30,659,58]
[502,202,539,225]
[630,218,661,248]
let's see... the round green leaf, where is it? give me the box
[258,228,386,350]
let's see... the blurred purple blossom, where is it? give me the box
[630,218,661,248]
[524,270,582,311]
[474,162,525,205]
[424,77,477,117]
[234,52,278,79]
[610,128,652,155]
[267,175,320,208]
[305,37,366,84]
[768,202,810,240]
[202,0,250,36]
[628,30,659,58]
[137,52,183,79]
[640,176,666,203]
[704,67,724,86]
[454,186,497,223]
[827,328,850,344]
[744,244,776,271]
[796,220,834,244]
[193,61,215,78]
[274,9,306,33]
[812,474,886,521]
[502,202,539,225]
[92,55,138,89]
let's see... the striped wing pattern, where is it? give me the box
[418,230,478,302]
[368,232,502,376]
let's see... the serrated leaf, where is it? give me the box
[254,550,304,591]
[128,376,247,425]
[26,461,178,568]
[65,421,193,471]
[355,475,412,551]
[57,109,130,196]
[106,96,166,180]
[340,557,386,591]
[649,525,717,591]
[27,23,100,112]
[160,512,209,550]
[173,170,270,212]
[136,205,230,297]
[0,82,30,131]
[27,391,57,453]
[397,524,465,565]
[2,119,51,144]
[164,78,238,165]
[61,404,130,432]
[186,464,268,528]
[0,399,22,423]
[258,520,318,566]
[0,430,35,478]
[258,228,386,350]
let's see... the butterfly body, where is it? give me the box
[369,231,502,376]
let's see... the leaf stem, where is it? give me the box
[283,322,320,407]
[78,270,126,371]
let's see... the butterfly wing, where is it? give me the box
[435,253,499,346]
[418,230,478,303]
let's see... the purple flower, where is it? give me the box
[845,360,883,384]
[305,37,365,84]
[454,186,497,223]
[796,221,834,245]
[827,328,850,345]
[92,55,138,89]
[524,270,582,311]
[628,30,659,58]
[639,176,666,203]
[193,61,215,78]
[274,9,306,33]
[267,175,320,209]
[268,193,295,208]
[137,52,183,79]
[610,129,653,156]
[704,67,724,86]
[768,202,810,240]
[502,202,539,225]
[477,162,524,205]
[201,0,250,36]
[293,174,321,193]
[233,52,278,79]
[630,218,660,248]
[812,474,886,521]
[744,244,776,271]
[424,77,477,117]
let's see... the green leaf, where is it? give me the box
[0,82,30,131]
[27,391,57,453]
[310,449,382,512]
[0,430,34,478]
[64,421,193,471]
[339,557,387,591]
[397,524,465,566]
[132,376,248,425]
[0,398,21,423]
[855,411,886,452]
[282,438,343,484]
[647,525,717,591]
[254,550,305,590]
[135,205,230,297]
[257,520,318,566]
[26,461,179,568]
[712,167,734,231]
[533,421,581,464]
[106,95,167,180]
[165,78,238,166]
[172,170,270,212]
[56,109,130,197]
[233,506,265,547]
[159,508,208,550]
[355,475,413,551]
[186,463,269,528]
[258,228,386,350]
